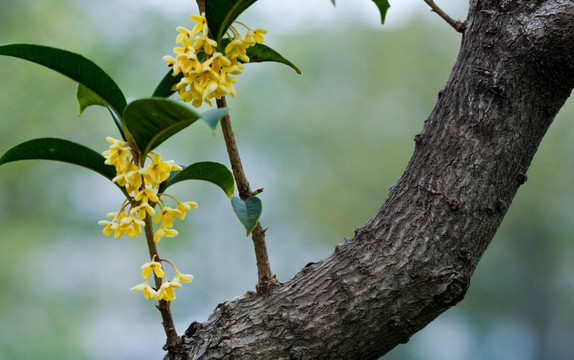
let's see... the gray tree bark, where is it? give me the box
[166,1,574,359]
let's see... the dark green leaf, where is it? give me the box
[158,161,234,197]
[123,98,202,156]
[219,39,301,74]
[371,0,391,24]
[0,43,127,118]
[0,137,116,181]
[205,0,258,43]
[77,83,106,115]
[231,196,262,236]
[152,70,183,98]
[200,108,228,130]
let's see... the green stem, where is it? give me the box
[216,97,278,293]
[143,213,180,350]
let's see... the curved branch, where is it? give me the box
[167,1,574,359]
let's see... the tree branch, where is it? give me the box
[167,1,574,359]
[424,0,465,32]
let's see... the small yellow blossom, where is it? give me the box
[116,214,145,238]
[172,269,194,284]
[103,137,132,173]
[153,227,179,243]
[177,201,198,220]
[130,202,155,220]
[164,12,267,107]
[156,280,181,301]
[134,188,159,204]
[142,153,173,187]
[131,279,158,300]
[154,206,182,228]
[141,261,165,278]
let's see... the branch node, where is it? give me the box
[424,0,466,33]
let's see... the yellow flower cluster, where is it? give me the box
[131,259,193,302]
[98,137,197,301]
[163,13,267,107]
[98,137,197,243]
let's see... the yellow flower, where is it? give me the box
[177,201,198,220]
[116,214,145,238]
[103,137,132,173]
[172,269,194,284]
[141,261,165,278]
[163,13,266,107]
[252,28,267,44]
[97,212,117,236]
[142,153,173,187]
[131,279,158,300]
[224,39,250,63]
[134,188,159,204]
[130,202,155,220]
[153,227,178,243]
[154,206,182,228]
[156,280,181,301]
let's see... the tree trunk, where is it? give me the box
[167,1,574,359]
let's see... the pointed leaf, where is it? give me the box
[219,39,301,74]
[158,161,234,197]
[205,0,258,43]
[77,83,106,115]
[123,98,202,156]
[231,196,262,236]
[0,137,116,181]
[0,43,127,118]
[152,70,183,98]
[201,108,228,130]
[371,0,391,24]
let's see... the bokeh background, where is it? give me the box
[1,1,573,359]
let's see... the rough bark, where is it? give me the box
[166,1,574,359]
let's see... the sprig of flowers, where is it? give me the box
[131,259,193,301]
[163,13,267,108]
[98,137,196,301]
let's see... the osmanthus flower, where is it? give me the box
[142,153,181,188]
[153,226,178,243]
[163,12,268,107]
[172,269,194,285]
[156,280,181,301]
[99,138,198,301]
[102,137,132,173]
[154,206,183,228]
[133,258,193,302]
[141,261,165,278]
[177,201,198,220]
[131,279,158,300]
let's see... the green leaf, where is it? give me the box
[158,161,234,197]
[201,108,228,130]
[123,98,202,156]
[77,83,106,115]
[219,39,301,74]
[205,0,258,43]
[152,70,183,98]
[371,0,391,24]
[0,43,127,118]
[0,137,116,182]
[231,196,262,236]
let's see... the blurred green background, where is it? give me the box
[0,1,573,359]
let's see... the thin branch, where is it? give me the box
[216,97,279,293]
[143,213,180,350]
[424,0,466,33]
